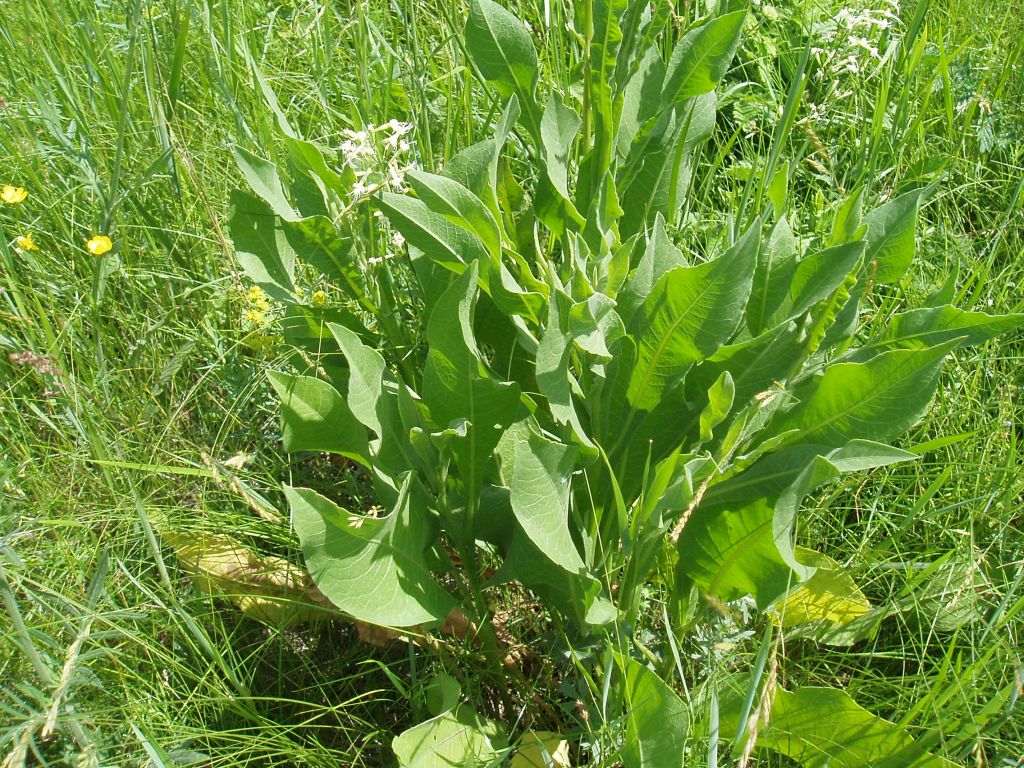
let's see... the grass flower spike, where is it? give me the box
[86,235,113,256]
[2,185,28,204]
[14,233,38,251]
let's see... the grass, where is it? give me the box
[1,0,1022,765]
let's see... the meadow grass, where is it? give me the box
[0,0,1022,765]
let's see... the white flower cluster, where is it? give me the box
[339,119,414,200]
[811,0,900,80]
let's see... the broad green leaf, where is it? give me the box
[660,10,746,106]
[901,551,986,632]
[766,160,789,219]
[774,547,870,628]
[774,240,864,324]
[679,442,918,607]
[848,305,1024,361]
[626,222,759,411]
[509,427,586,573]
[406,169,502,257]
[618,93,717,236]
[766,341,958,448]
[617,213,689,322]
[281,216,362,295]
[422,266,521,511]
[686,321,801,412]
[327,323,386,435]
[393,703,506,768]
[828,187,865,247]
[377,191,489,273]
[233,146,298,221]
[465,0,540,133]
[511,731,571,768]
[616,46,666,158]
[536,288,592,445]
[483,483,614,628]
[617,654,688,768]
[862,186,930,284]
[541,92,581,202]
[268,371,370,466]
[287,477,456,628]
[722,686,958,768]
[228,189,296,301]
[699,371,734,443]
[746,215,798,334]
[444,97,519,225]
[424,673,461,716]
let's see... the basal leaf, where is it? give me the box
[863,186,930,284]
[228,189,297,301]
[268,371,370,466]
[233,146,298,221]
[660,10,746,106]
[422,266,521,512]
[766,341,958,448]
[775,547,870,629]
[746,215,798,335]
[393,703,506,768]
[287,477,456,628]
[722,685,958,768]
[509,426,586,574]
[848,305,1024,361]
[626,222,758,411]
[617,654,689,768]
[541,91,582,203]
[406,169,502,257]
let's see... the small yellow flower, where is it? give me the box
[14,233,39,251]
[86,235,113,256]
[1,186,27,205]
[244,308,266,326]
[310,289,327,308]
[245,285,271,312]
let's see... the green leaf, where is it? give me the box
[422,266,521,510]
[699,371,735,443]
[774,547,870,628]
[862,186,930,284]
[536,288,592,445]
[626,222,759,411]
[777,240,865,324]
[618,93,717,236]
[287,477,456,628]
[509,426,586,574]
[406,169,502,258]
[660,10,746,106]
[848,305,1024,361]
[393,704,506,768]
[377,191,489,273]
[828,187,865,247]
[617,213,689,322]
[228,189,296,301]
[679,442,918,607]
[541,91,582,203]
[281,216,362,295]
[268,371,370,466]
[722,685,958,768]
[766,341,958,448]
[617,654,689,768]
[746,215,798,335]
[465,0,539,128]
[616,46,666,158]
[233,146,298,221]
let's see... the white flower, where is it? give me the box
[392,231,406,249]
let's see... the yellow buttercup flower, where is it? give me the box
[86,235,113,256]
[246,285,269,307]
[311,289,327,308]
[14,233,39,251]
[2,186,28,205]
